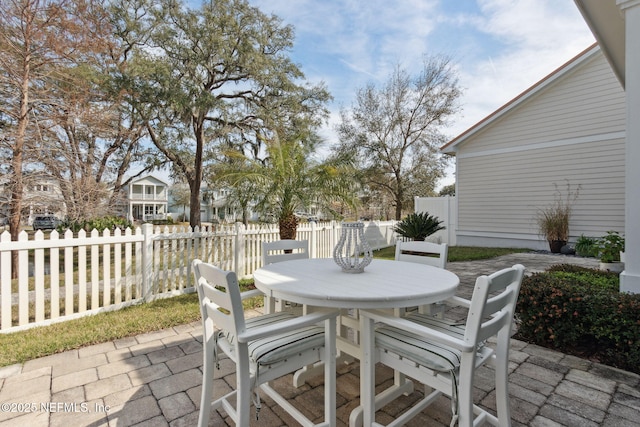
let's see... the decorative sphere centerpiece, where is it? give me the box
[333,222,373,273]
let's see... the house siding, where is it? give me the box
[452,47,626,249]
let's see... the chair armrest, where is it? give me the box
[237,309,339,343]
[240,289,264,300]
[446,295,471,308]
[360,309,476,352]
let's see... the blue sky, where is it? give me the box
[175,0,595,187]
[246,0,596,186]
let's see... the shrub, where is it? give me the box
[515,264,640,374]
[58,216,134,233]
[393,212,445,241]
[598,230,625,263]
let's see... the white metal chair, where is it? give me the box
[395,240,449,316]
[360,264,525,427]
[262,239,310,313]
[192,259,337,427]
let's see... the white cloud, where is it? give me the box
[249,0,596,187]
[447,0,595,137]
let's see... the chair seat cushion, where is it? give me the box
[221,312,325,366]
[375,313,468,372]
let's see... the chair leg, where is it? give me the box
[198,339,215,427]
[236,345,252,427]
[324,316,337,426]
[457,353,476,427]
[494,334,512,426]
[360,315,377,427]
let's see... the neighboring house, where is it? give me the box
[441,44,626,250]
[169,186,259,224]
[25,178,66,223]
[199,187,249,223]
[124,175,168,222]
[0,175,66,224]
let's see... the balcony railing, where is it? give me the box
[130,193,167,201]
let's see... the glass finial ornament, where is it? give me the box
[333,222,373,273]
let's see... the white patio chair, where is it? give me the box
[360,264,525,427]
[192,259,337,427]
[262,239,310,313]
[395,240,448,316]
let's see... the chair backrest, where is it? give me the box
[464,264,525,346]
[395,240,448,269]
[192,259,246,337]
[263,239,309,265]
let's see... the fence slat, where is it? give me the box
[64,230,74,316]
[18,231,29,326]
[1,232,12,330]
[103,229,111,308]
[50,231,60,320]
[91,229,100,310]
[114,228,122,304]
[78,230,87,313]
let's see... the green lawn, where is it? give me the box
[0,246,529,367]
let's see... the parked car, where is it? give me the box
[32,215,59,230]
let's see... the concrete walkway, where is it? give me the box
[1,253,639,426]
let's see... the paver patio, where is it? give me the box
[1,253,639,426]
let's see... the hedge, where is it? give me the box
[515,264,640,374]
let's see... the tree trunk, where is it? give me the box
[189,183,201,228]
[279,213,298,240]
[9,39,32,279]
[189,119,205,228]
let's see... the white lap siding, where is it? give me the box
[448,46,626,249]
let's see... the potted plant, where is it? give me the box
[536,209,568,253]
[598,231,625,272]
[536,182,579,253]
[393,212,445,241]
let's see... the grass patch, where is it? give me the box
[0,279,258,367]
[0,246,527,367]
[373,245,529,262]
[0,294,200,366]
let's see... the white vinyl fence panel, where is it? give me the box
[414,196,457,245]
[0,220,397,332]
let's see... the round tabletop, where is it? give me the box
[253,258,459,309]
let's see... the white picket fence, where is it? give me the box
[0,220,398,332]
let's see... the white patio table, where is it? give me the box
[253,257,459,427]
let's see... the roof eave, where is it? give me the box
[440,43,600,155]
[574,0,625,87]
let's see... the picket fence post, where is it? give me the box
[234,222,246,276]
[309,221,317,259]
[1,232,11,330]
[142,223,154,301]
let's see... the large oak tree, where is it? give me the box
[336,56,462,220]
[122,0,330,227]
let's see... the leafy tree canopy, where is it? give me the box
[335,56,461,220]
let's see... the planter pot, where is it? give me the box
[599,261,624,273]
[548,240,566,254]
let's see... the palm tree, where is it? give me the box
[217,132,358,239]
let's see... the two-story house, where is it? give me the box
[123,175,169,222]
